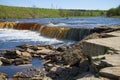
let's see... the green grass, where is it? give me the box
[110,16,120,18]
[0,5,107,19]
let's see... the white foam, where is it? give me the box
[0,29,75,49]
[47,22,67,27]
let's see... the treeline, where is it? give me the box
[59,9,106,17]
[0,5,106,19]
[107,5,120,17]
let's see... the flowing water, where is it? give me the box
[0,29,75,50]
[2,17,120,28]
[0,17,120,77]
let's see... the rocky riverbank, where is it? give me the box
[0,26,120,80]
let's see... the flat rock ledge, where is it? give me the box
[100,67,120,80]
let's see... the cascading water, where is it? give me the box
[0,22,92,41]
[0,29,74,49]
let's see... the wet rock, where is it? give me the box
[0,72,8,79]
[99,67,120,79]
[0,57,13,65]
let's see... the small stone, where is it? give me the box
[50,67,57,72]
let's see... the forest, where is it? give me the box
[106,5,120,17]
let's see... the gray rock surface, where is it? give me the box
[100,67,120,79]
[74,72,109,80]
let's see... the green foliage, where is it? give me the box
[94,57,105,61]
[107,5,120,17]
[0,5,106,19]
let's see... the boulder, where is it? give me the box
[62,49,83,66]
[99,67,120,79]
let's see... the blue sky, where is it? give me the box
[0,0,120,10]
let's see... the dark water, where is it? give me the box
[2,17,120,28]
[0,58,43,77]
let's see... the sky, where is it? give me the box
[0,0,120,10]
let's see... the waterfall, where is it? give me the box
[0,22,92,41]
